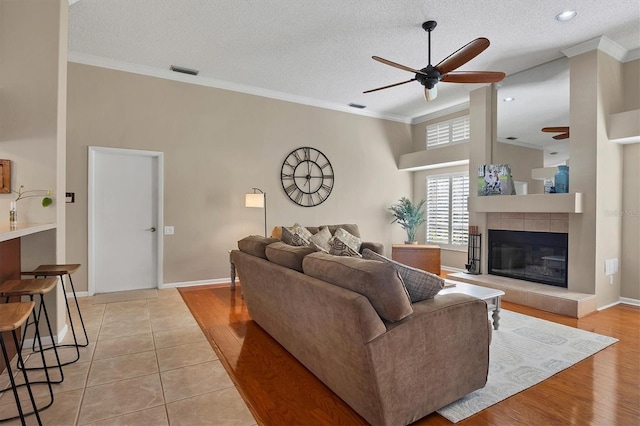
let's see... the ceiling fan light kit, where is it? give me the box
[365,20,505,102]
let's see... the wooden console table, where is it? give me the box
[391,244,441,275]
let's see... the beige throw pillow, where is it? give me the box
[281,223,312,246]
[328,227,362,257]
[308,226,332,253]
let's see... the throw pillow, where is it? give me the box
[308,226,332,253]
[362,248,444,302]
[328,227,362,257]
[281,223,312,246]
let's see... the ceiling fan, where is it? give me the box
[364,21,505,102]
[542,126,570,140]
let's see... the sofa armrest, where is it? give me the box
[366,293,490,425]
[360,241,384,255]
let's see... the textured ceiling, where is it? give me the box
[68,0,640,161]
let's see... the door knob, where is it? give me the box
[147,227,157,232]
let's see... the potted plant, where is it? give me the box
[389,197,426,244]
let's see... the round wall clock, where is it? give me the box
[281,147,334,207]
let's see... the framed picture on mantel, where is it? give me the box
[0,160,10,194]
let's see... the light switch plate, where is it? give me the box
[164,226,174,235]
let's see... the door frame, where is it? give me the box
[87,146,164,296]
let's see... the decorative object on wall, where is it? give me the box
[477,164,516,196]
[364,20,505,102]
[554,165,569,193]
[245,188,267,237]
[10,185,53,227]
[389,197,426,244]
[281,147,334,207]
[0,160,10,194]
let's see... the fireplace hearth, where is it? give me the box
[488,230,568,287]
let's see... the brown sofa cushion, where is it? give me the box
[266,241,317,272]
[237,235,280,259]
[302,252,413,322]
[362,249,444,302]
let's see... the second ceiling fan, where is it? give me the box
[364,21,505,102]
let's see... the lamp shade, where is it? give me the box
[245,193,265,208]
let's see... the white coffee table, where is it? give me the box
[439,280,505,330]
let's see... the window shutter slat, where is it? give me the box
[426,173,469,246]
[426,115,470,149]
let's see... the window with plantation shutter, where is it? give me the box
[425,173,469,247]
[426,115,470,149]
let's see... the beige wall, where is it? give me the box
[66,63,413,292]
[493,142,544,194]
[621,144,640,299]
[0,0,66,332]
[620,60,640,299]
[569,50,626,307]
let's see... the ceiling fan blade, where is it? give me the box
[435,38,490,75]
[363,78,416,93]
[424,85,438,102]
[542,126,570,133]
[553,133,570,140]
[440,71,506,83]
[372,56,429,76]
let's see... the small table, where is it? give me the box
[391,244,441,275]
[439,280,505,330]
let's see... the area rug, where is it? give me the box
[436,309,618,423]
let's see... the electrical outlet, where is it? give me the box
[164,226,174,235]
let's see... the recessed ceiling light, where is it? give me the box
[503,97,515,102]
[555,10,577,21]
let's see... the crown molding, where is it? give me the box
[67,52,413,124]
[561,36,630,62]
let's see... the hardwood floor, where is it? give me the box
[179,284,640,426]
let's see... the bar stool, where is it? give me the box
[22,264,87,365]
[0,279,65,384]
[0,302,44,425]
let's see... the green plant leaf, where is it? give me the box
[42,197,53,207]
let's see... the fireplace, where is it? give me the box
[488,230,568,287]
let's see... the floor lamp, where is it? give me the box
[245,188,267,237]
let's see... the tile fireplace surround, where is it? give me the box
[450,212,597,318]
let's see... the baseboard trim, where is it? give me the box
[23,324,67,348]
[70,279,232,298]
[620,297,640,307]
[160,278,231,289]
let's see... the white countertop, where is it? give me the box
[0,222,57,242]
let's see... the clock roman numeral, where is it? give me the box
[281,173,293,180]
[303,147,310,161]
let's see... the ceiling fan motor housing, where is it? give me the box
[416,65,441,89]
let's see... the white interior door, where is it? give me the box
[88,147,163,294]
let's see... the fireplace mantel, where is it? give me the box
[468,193,583,214]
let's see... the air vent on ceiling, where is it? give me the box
[348,103,366,109]
[505,136,518,140]
[170,65,199,76]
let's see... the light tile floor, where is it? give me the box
[0,288,257,425]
